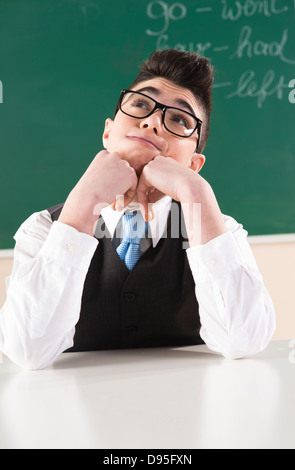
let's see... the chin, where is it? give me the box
[123,154,153,175]
[110,142,158,174]
[130,162,145,177]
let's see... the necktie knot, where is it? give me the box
[116,212,148,270]
[121,212,146,245]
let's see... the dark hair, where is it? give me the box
[114,49,214,153]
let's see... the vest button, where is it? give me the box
[124,292,136,303]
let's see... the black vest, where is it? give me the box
[48,202,203,351]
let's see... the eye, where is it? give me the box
[170,112,190,129]
[130,97,152,111]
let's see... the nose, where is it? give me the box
[139,109,163,134]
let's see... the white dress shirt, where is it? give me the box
[0,196,276,369]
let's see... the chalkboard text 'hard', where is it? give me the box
[230,26,295,65]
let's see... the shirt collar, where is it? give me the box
[100,196,172,248]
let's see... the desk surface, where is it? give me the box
[1,341,295,449]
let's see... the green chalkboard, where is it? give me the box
[0,0,295,248]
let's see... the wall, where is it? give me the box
[1,239,294,341]
[250,237,295,340]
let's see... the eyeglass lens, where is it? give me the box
[120,92,198,137]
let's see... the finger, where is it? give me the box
[114,173,138,211]
[125,171,138,205]
[147,188,165,204]
[137,182,151,222]
[123,186,137,207]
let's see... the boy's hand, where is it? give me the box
[137,155,201,218]
[137,155,227,245]
[59,150,138,235]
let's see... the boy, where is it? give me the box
[0,50,275,369]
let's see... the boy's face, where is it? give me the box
[103,78,204,176]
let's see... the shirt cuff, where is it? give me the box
[39,221,98,271]
[186,231,246,283]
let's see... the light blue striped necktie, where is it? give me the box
[116,212,148,270]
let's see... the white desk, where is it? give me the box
[0,340,294,449]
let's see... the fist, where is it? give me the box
[59,150,138,235]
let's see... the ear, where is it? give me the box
[102,118,113,149]
[188,153,206,173]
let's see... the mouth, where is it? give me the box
[127,136,161,152]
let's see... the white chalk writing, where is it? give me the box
[145,0,294,106]
[227,70,288,108]
[155,33,213,58]
[289,79,295,104]
[221,0,289,21]
[146,1,187,36]
[195,7,213,13]
[0,80,3,103]
[230,25,295,65]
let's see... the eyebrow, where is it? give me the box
[135,86,196,116]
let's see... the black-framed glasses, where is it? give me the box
[118,89,202,150]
